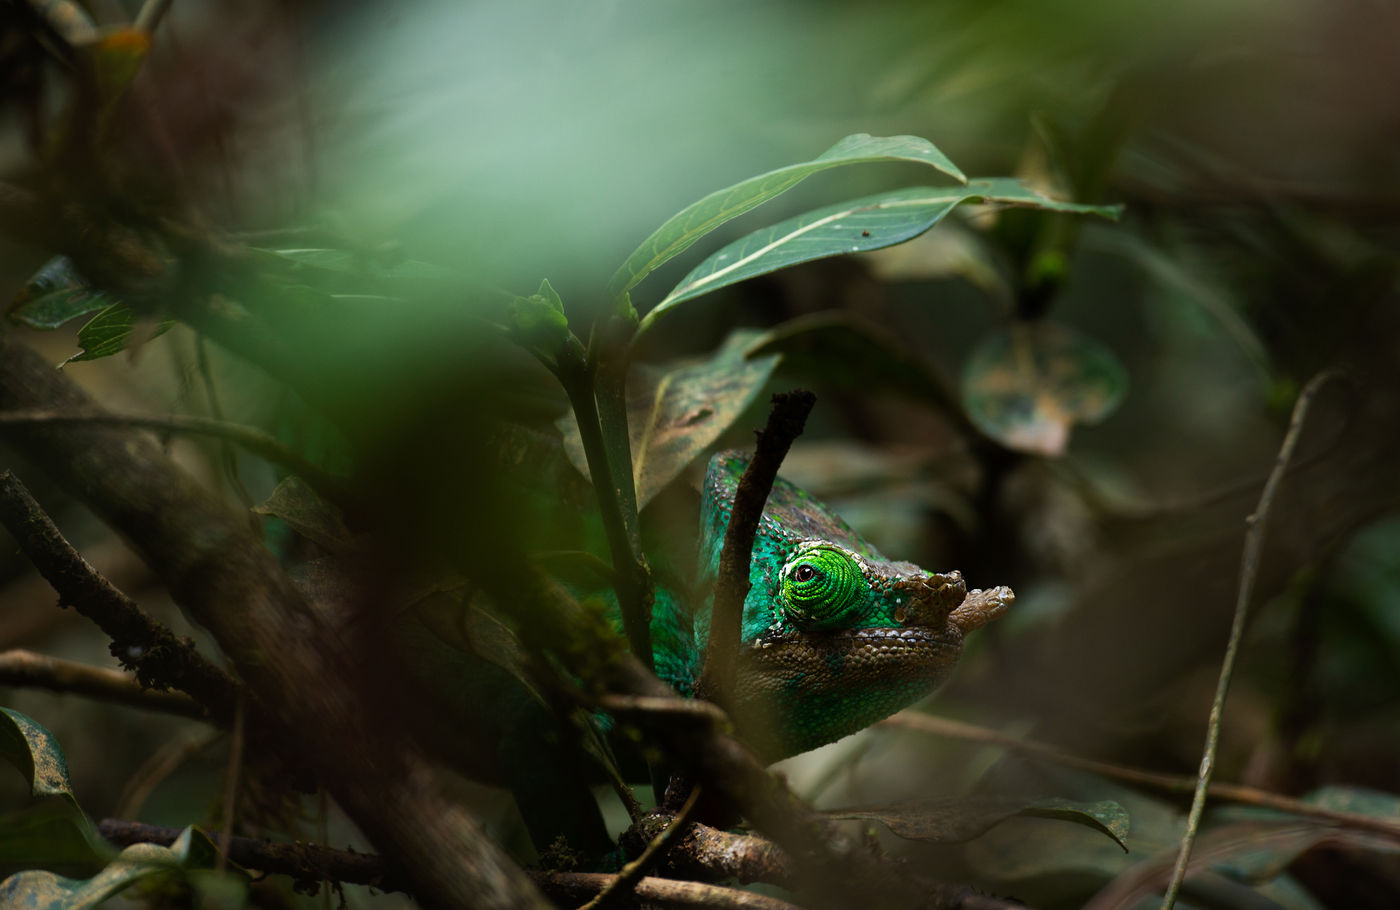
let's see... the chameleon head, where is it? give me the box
[734,538,1014,760]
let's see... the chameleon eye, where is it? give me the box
[780,545,867,628]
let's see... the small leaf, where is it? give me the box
[508,279,572,357]
[0,826,228,910]
[830,795,1129,852]
[87,29,150,105]
[0,709,79,811]
[62,305,173,364]
[253,476,352,552]
[961,321,1127,456]
[7,258,117,330]
[610,133,966,300]
[646,179,1121,324]
[557,329,781,509]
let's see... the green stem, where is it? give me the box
[556,346,654,668]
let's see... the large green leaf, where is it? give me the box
[557,329,781,510]
[6,258,117,331]
[609,133,966,300]
[61,305,174,365]
[830,795,1129,852]
[0,827,229,910]
[642,178,1121,330]
[960,320,1127,456]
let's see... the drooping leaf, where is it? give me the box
[253,476,352,552]
[830,795,1129,852]
[610,133,967,301]
[0,709,80,812]
[960,320,1127,456]
[7,258,117,330]
[61,305,174,365]
[643,178,1121,326]
[557,329,781,510]
[0,827,229,910]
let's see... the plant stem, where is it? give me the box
[1159,370,1340,910]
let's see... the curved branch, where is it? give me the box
[0,649,208,720]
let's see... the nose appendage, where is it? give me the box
[949,585,1015,632]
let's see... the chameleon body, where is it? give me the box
[647,449,1013,760]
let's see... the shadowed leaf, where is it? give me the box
[62,305,174,365]
[611,133,967,300]
[961,320,1127,456]
[558,329,781,509]
[7,258,117,330]
[830,795,1129,852]
[253,477,352,552]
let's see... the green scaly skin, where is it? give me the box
[648,450,1014,761]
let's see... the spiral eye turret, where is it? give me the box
[779,543,867,628]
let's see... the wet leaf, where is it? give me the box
[611,133,966,300]
[647,178,1120,321]
[961,321,1127,456]
[558,329,781,509]
[830,795,1129,852]
[253,477,352,552]
[61,305,174,365]
[7,258,117,330]
[0,827,228,910]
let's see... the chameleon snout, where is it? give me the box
[886,570,968,627]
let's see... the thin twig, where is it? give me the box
[578,785,701,910]
[1160,370,1340,910]
[217,691,246,874]
[880,711,1400,844]
[135,0,175,33]
[0,410,353,511]
[0,471,241,723]
[195,334,256,514]
[0,649,208,719]
[697,390,816,709]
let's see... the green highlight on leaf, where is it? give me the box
[609,133,967,301]
[830,795,1129,852]
[960,320,1128,457]
[639,177,1122,336]
[7,257,117,331]
[557,328,781,510]
[62,305,174,365]
[261,248,460,283]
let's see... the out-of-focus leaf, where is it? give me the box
[0,709,80,812]
[830,795,1128,852]
[557,329,780,509]
[646,178,1120,322]
[0,826,228,910]
[961,320,1127,456]
[745,312,965,423]
[253,477,352,552]
[0,805,107,879]
[611,133,967,301]
[27,0,98,46]
[61,305,173,365]
[262,248,460,283]
[7,258,117,330]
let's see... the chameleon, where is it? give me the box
[649,449,1013,761]
[401,446,1013,856]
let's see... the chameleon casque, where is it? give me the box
[404,447,1012,856]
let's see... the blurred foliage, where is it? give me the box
[1,0,1399,908]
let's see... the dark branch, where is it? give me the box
[0,411,354,512]
[698,390,816,708]
[0,471,241,724]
